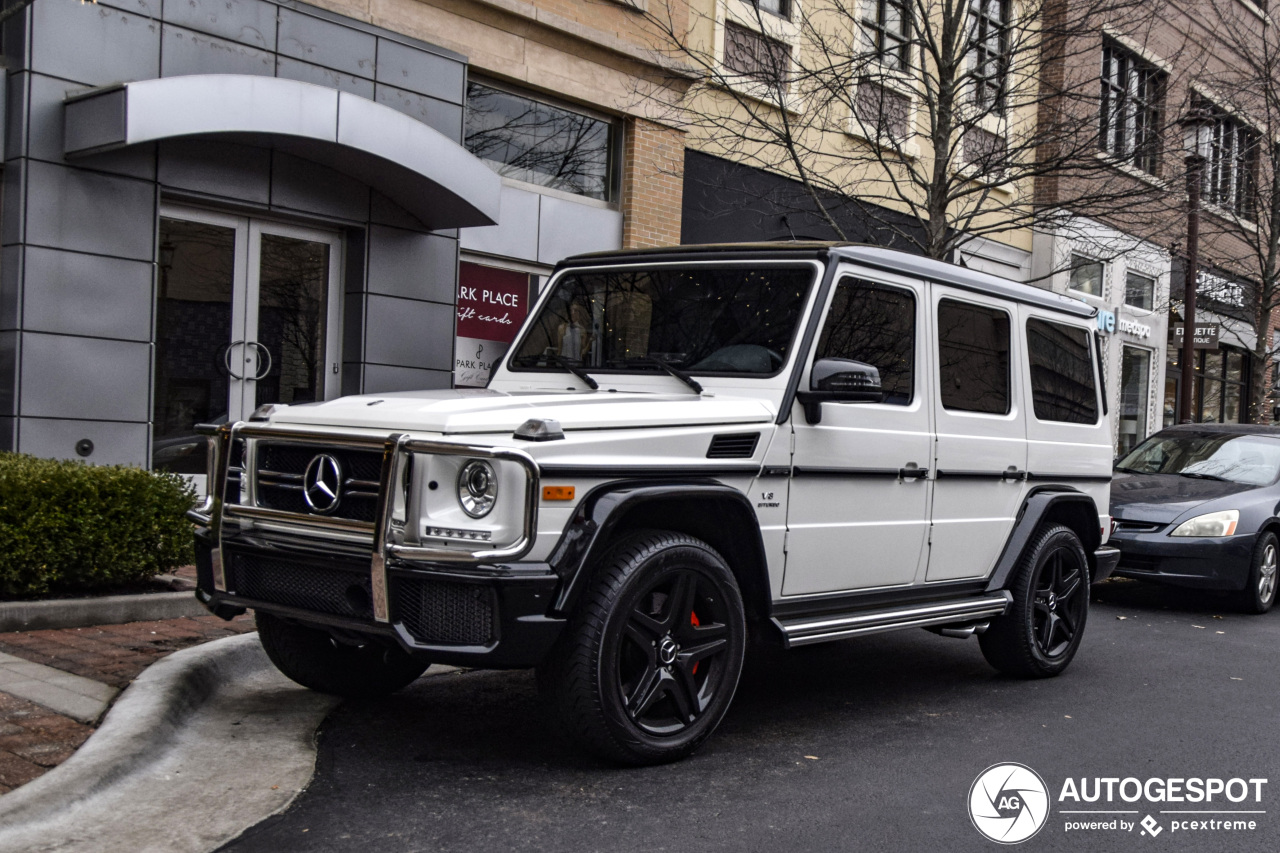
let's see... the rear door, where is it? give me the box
[1018,306,1112,522]
[927,287,1028,582]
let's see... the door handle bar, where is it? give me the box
[899,467,929,480]
[247,342,273,381]
[223,340,246,380]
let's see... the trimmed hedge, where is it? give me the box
[0,452,196,597]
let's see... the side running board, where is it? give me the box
[772,593,1012,648]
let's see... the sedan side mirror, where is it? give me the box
[795,358,884,424]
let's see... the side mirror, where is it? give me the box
[795,358,884,424]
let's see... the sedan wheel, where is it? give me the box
[1238,531,1278,614]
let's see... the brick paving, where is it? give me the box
[0,607,256,794]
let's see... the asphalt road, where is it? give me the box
[224,580,1280,852]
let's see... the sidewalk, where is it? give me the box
[0,603,254,793]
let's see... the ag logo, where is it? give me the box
[968,763,1050,844]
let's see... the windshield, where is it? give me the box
[1117,432,1280,486]
[508,264,817,376]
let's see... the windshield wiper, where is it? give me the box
[1179,471,1229,481]
[624,357,703,394]
[514,354,598,390]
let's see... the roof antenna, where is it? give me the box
[781,215,797,241]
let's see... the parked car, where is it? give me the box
[189,242,1118,765]
[1110,423,1280,614]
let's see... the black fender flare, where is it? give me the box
[985,487,1104,593]
[546,480,769,618]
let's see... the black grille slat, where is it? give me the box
[707,432,761,459]
[228,553,373,619]
[395,578,495,646]
[254,442,383,522]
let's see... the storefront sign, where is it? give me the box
[1171,323,1220,350]
[455,262,532,387]
[1096,309,1116,334]
[1117,317,1151,338]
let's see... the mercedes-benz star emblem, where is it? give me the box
[303,454,344,514]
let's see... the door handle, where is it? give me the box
[899,466,929,480]
[222,340,246,380]
[247,342,273,381]
[1001,468,1028,481]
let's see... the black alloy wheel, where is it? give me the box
[615,565,733,736]
[256,612,429,697]
[538,530,747,765]
[980,524,1090,678]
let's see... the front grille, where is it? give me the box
[1114,520,1164,533]
[707,432,761,459]
[394,577,495,646]
[254,442,383,523]
[227,552,374,619]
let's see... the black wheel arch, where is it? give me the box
[986,487,1104,593]
[547,481,771,626]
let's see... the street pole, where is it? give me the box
[1178,127,1207,424]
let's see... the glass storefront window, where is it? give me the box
[1168,345,1251,424]
[1118,346,1151,456]
[464,82,616,201]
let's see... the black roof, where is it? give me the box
[557,242,1095,320]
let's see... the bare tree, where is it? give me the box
[629,0,1183,261]
[1185,2,1280,423]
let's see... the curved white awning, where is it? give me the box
[63,74,501,229]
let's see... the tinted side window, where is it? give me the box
[1027,318,1099,423]
[937,299,1010,414]
[816,278,915,404]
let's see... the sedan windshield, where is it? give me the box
[1117,432,1280,487]
[509,264,816,377]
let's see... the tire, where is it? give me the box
[979,524,1090,679]
[538,530,747,765]
[1236,531,1278,614]
[256,612,429,698]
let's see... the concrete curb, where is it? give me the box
[0,590,208,633]
[0,633,265,831]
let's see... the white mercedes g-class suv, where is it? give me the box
[191,243,1119,765]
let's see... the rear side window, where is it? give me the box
[816,278,915,404]
[937,299,1010,415]
[1027,318,1099,424]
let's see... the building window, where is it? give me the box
[724,21,792,84]
[1124,271,1154,310]
[1168,345,1251,424]
[854,81,910,139]
[970,0,1009,112]
[1099,43,1165,176]
[963,126,1006,169]
[937,298,1011,415]
[1118,346,1151,456]
[861,0,911,72]
[1068,254,1104,297]
[465,82,616,202]
[1199,101,1260,220]
[817,278,916,404]
[749,0,790,20]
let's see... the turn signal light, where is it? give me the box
[543,485,575,501]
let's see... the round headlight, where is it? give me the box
[457,460,498,518]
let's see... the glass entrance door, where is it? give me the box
[152,207,342,476]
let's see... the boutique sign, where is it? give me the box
[455,262,532,387]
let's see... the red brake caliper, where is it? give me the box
[690,611,700,674]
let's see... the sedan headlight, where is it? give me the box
[1170,509,1239,538]
[457,460,498,518]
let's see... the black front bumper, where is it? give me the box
[1109,528,1256,591]
[194,528,565,668]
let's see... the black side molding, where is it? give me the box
[545,481,768,617]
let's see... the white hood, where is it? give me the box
[269,389,776,434]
